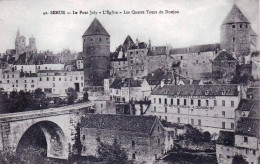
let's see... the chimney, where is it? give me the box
[160,79,165,88]
[136,38,139,45]
[190,79,193,85]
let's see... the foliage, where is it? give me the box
[184,125,211,142]
[72,123,83,156]
[97,138,133,164]
[0,89,48,114]
[232,155,248,164]
[66,87,78,105]
[83,90,89,102]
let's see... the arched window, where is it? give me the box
[82,135,85,140]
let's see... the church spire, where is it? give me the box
[16,27,20,41]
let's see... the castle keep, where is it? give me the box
[220,4,257,62]
[82,18,110,86]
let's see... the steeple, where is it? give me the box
[222,4,250,24]
[16,27,20,41]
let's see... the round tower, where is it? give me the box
[220,4,251,61]
[82,18,110,86]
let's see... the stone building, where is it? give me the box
[212,50,239,83]
[149,84,241,134]
[220,4,257,63]
[80,114,166,163]
[15,28,37,57]
[170,43,220,79]
[82,18,110,86]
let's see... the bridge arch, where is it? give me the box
[16,121,68,159]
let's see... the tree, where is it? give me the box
[232,155,248,164]
[83,90,89,102]
[73,123,83,156]
[97,138,132,164]
[66,87,78,105]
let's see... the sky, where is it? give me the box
[0,0,259,53]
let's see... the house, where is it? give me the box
[80,114,166,163]
[149,84,241,134]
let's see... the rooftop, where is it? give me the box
[170,43,220,55]
[152,84,239,96]
[83,18,110,37]
[236,117,260,137]
[213,51,237,62]
[80,114,160,134]
[222,4,250,24]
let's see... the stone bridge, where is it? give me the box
[0,102,95,159]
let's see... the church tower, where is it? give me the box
[220,4,251,61]
[82,18,110,86]
[29,35,36,52]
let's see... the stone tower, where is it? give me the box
[29,35,36,52]
[15,28,26,57]
[220,4,251,61]
[82,18,110,86]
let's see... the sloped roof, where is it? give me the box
[148,46,167,56]
[222,4,250,24]
[170,43,220,55]
[250,27,257,36]
[83,18,109,36]
[236,117,260,137]
[123,35,134,46]
[152,84,239,96]
[213,51,237,61]
[80,114,159,134]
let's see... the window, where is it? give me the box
[245,25,248,28]
[222,111,225,117]
[232,25,235,28]
[158,139,160,145]
[99,38,101,42]
[231,123,234,129]
[177,117,180,123]
[101,104,103,108]
[222,100,225,107]
[81,76,83,80]
[244,136,248,143]
[3,75,5,79]
[184,99,186,106]
[222,122,225,129]
[191,119,194,125]
[206,100,209,106]
[158,126,160,132]
[171,99,173,105]
[47,77,49,81]
[164,98,167,105]
[214,100,217,106]
[7,80,9,83]
[132,140,135,148]
[159,98,161,104]
[53,77,55,81]
[12,75,14,78]
[45,67,47,70]
[31,80,34,83]
[177,99,180,105]
[198,119,201,126]
[76,77,78,80]
[198,100,201,107]
[83,147,86,152]
[240,24,242,28]
[7,75,9,78]
[154,107,156,112]
[53,83,55,87]
[191,99,193,105]
[16,80,18,83]
[82,135,85,140]
[165,116,167,121]
[40,78,42,81]
[177,108,180,114]
[233,38,235,42]
[31,85,34,88]
[154,98,156,103]
[231,101,234,107]
[253,150,256,155]
[165,107,167,113]
[196,60,198,64]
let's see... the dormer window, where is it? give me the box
[205,90,209,95]
[232,25,235,28]
[245,25,248,28]
[240,24,242,28]
[222,90,227,95]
